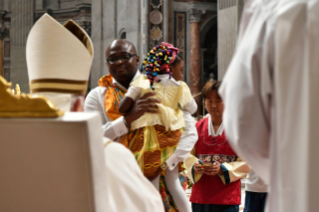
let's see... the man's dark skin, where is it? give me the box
[105,39,160,127]
[106,40,163,180]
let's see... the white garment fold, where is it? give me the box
[104,140,164,212]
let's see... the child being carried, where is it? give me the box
[119,42,196,212]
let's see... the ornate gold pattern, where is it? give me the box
[150,26,163,41]
[15,84,21,95]
[0,76,64,118]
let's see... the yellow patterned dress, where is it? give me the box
[127,75,194,177]
[98,74,189,212]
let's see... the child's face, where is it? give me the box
[170,60,185,81]
[204,90,224,119]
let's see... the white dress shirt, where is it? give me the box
[206,113,224,137]
[245,169,268,193]
[85,71,198,171]
[220,0,319,211]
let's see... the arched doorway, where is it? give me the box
[120,31,126,39]
[201,16,218,86]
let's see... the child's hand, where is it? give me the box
[194,161,205,174]
[204,162,222,176]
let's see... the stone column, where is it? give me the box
[126,0,141,56]
[218,0,244,80]
[91,0,116,87]
[189,8,205,116]
[0,21,9,77]
[0,39,3,77]
[10,0,34,92]
[35,0,44,10]
[163,0,173,43]
[3,0,10,11]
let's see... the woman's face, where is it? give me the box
[170,60,185,81]
[204,90,224,119]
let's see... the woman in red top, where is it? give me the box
[185,80,250,212]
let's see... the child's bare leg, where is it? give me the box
[151,174,161,191]
[164,167,191,212]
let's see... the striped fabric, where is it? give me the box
[30,78,88,95]
[129,125,181,177]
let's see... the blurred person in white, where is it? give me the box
[26,13,164,212]
[219,1,319,212]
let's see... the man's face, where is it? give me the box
[105,41,140,84]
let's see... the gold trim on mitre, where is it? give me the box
[30,78,88,95]
[0,76,64,118]
[26,14,93,96]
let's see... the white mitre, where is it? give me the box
[26,13,93,111]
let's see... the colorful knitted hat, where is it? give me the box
[142,42,180,90]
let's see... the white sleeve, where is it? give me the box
[84,87,129,140]
[219,8,272,183]
[125,86,141,100]
[104,142,164,212]
[182,98,197,115]
[166,111,198,170]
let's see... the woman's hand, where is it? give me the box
[194,161,205,174]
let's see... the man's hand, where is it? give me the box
[124,92,160,126]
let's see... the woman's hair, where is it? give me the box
[202,80,222,99]
[142,42,179,90]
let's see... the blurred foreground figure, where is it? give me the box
[220,1,319,212]
[0,14,163,212]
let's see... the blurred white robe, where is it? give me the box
[103,139,164,212]
[220,0,319,212]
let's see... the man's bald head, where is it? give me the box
[105,39,140,89]
[106,39,137,58]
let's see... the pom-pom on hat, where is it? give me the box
[142,42,179,90]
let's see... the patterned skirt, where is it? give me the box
[128,125,182,177]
